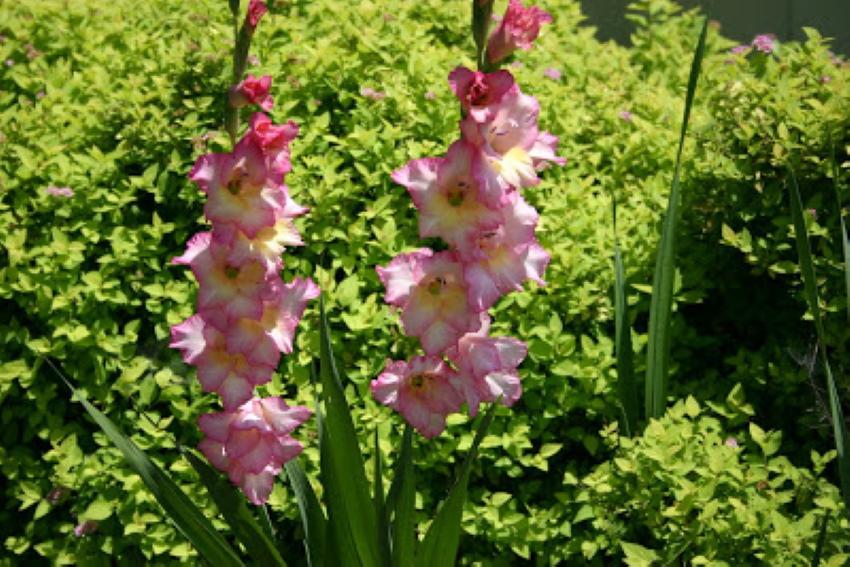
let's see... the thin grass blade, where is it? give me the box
[644,16,709,419]
[829,143,850,322]
[373,429,392,566]
[316,295,383,566]
[53,365,244,566]
[788,168,850,512]
[415,403,497,567]
[613,197,638,435]
[183,450,286,567]
[387,427,415,566]
[285,459,328,567]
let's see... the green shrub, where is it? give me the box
[566,390,850,565]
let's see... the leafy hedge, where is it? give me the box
[0,0,848,563]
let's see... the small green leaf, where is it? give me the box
[81,497,113,521]
[621,541,659,566]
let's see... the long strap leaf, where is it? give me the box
[613,197,638,436]
[387,427,415,566]
[788,169,850,513]
[183,450,286,567]
[285,459,328,567]
[52,362,244,566]
[415,403,497,567]
[829,140,850,323]
[644,16,709,419]
[373,430,392,566]
[316,295,383,566]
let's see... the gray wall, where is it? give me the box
[580,0,850,55]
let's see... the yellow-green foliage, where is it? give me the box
[1,0,848,563]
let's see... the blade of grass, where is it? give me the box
[788,168,850,513]
[316,295,383,566]
[644,16,709,419]
[285,459,328,567]
[613,197,638,436]
[373,429,392,566]
[415,403,497,567]
[49,361,244,566]
[387,427,415,567]
[183,449,286,567]
[829,140,850,323]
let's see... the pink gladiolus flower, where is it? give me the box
[447,315,527,415]
[751,34,776,54]
[198,397,310,504]
[190,140,287,238]
[249,113,298,177]
[486,0,552,64]
[461,88,564,206]
[171,314,277,408]
[371,356,463,438]
[44,186,74,198]
[231,74,274,111]
[460,196,549,311]
[377,249,482,355]
[393,141,501,249]
[448,66,515,122]
[173,232,275,324]
[213,195,308,274]
[246,0,268,29]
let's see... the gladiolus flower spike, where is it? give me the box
[172,103,317,505]
[373,1,563,438]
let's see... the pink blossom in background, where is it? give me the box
[543,67,561,81]
[371,356,464,438]
[45,186,74,198]
[751,34,776,54]
[424,90,437,100]
[247,54,261,67]
[725,437,739,448]
[729,44,749,55]
[618,110,633,122]
[231,74,274,111]
[45,486,69,505]
[486,0,552,64]
[360,86,386,101]
[246,0,268,29]
[73,520,99,537]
